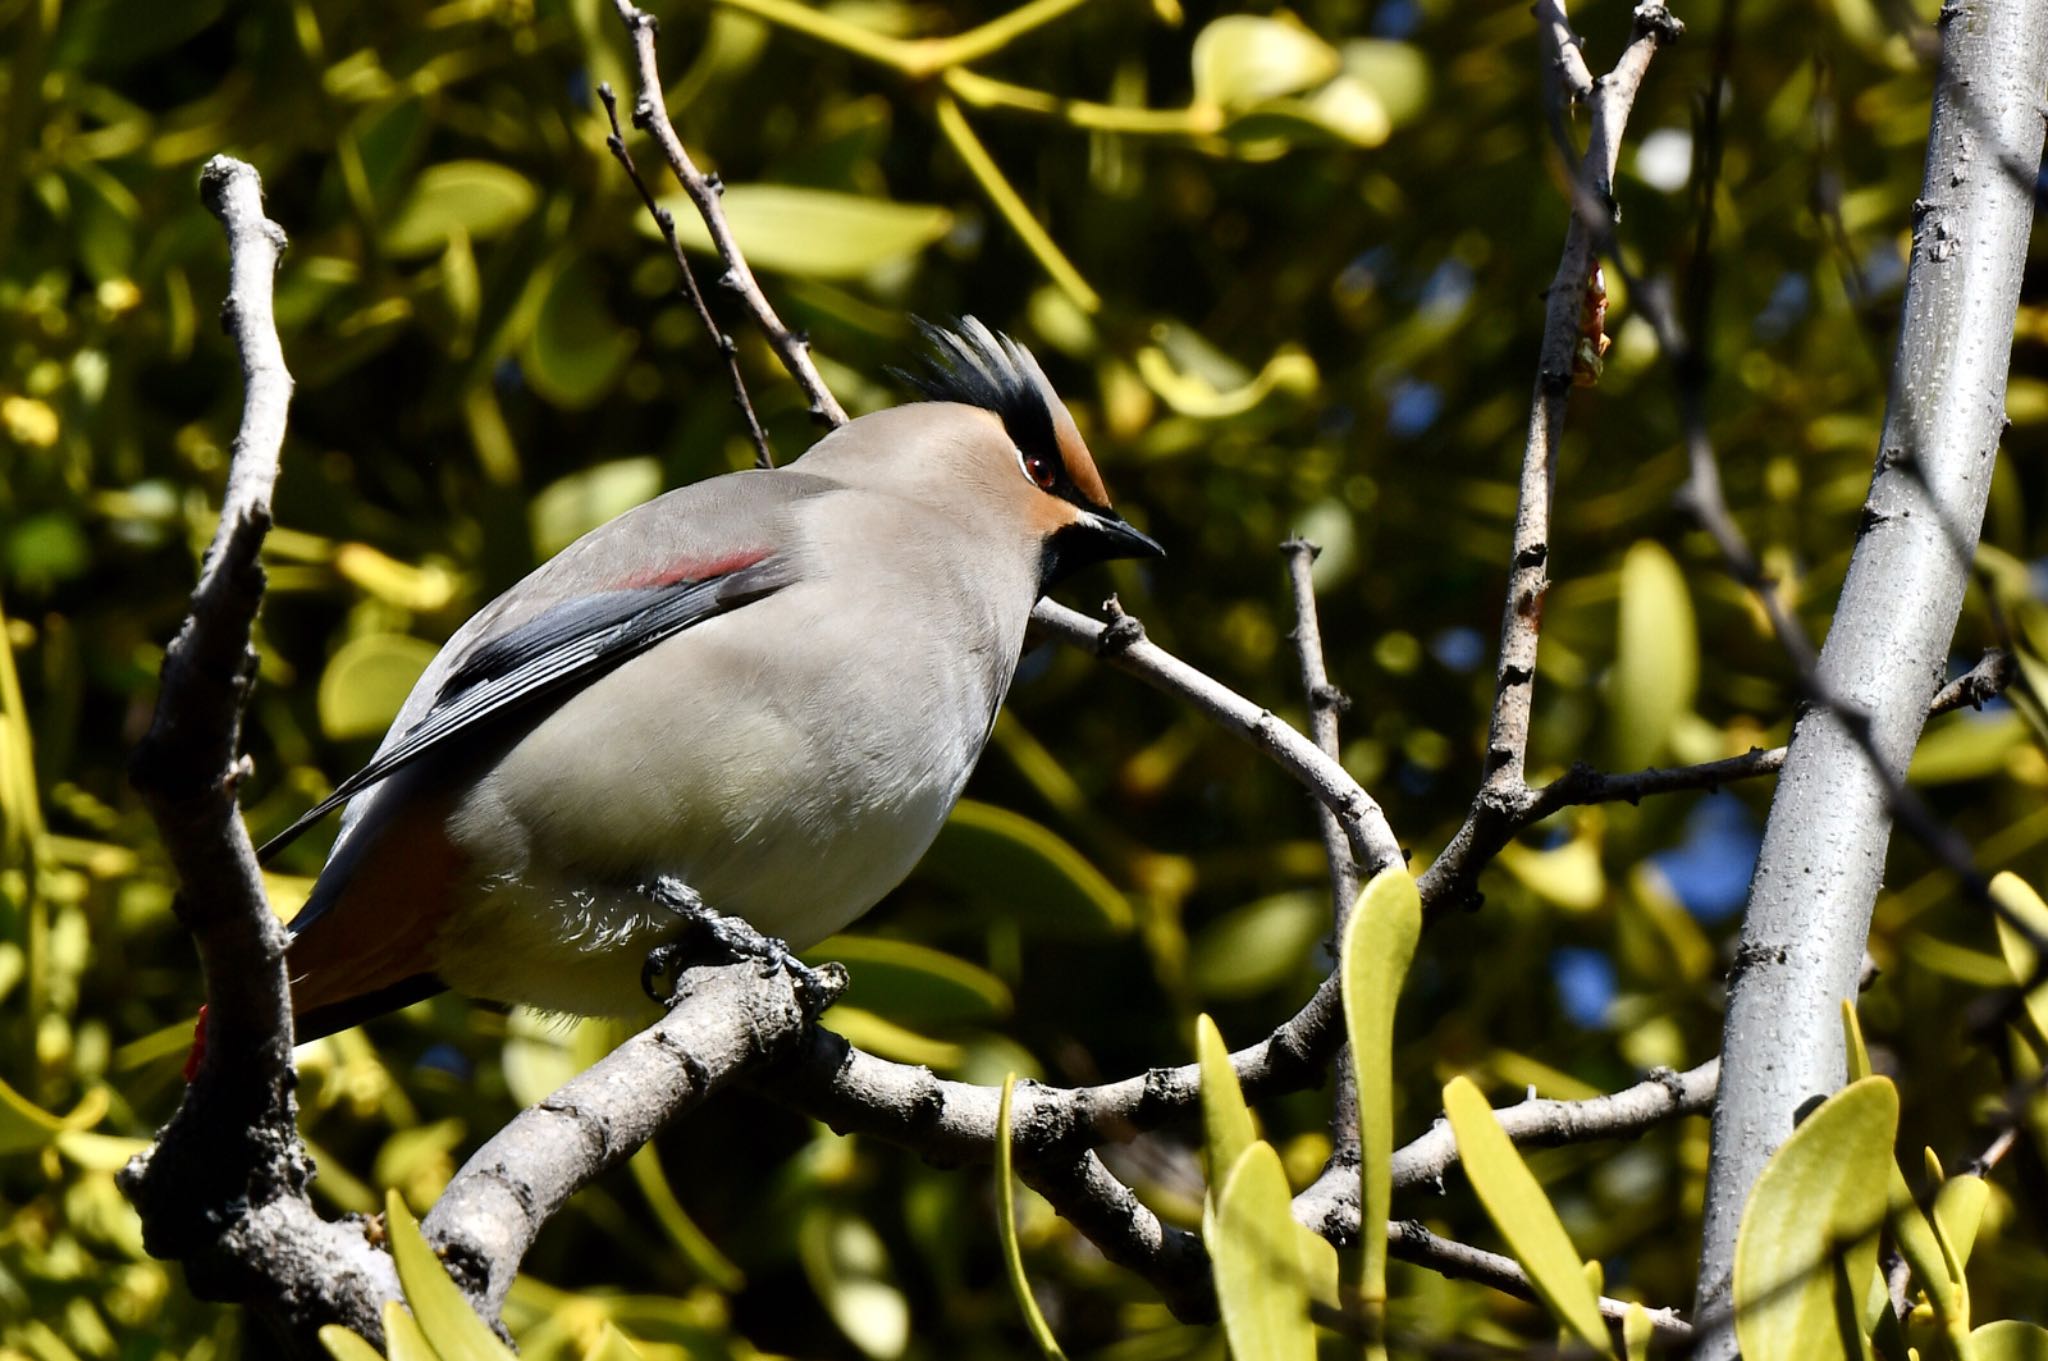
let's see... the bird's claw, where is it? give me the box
[639,877,847,1015]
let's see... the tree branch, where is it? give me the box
[1692,3,2048,1347]
[608,0,849,428]
[119,156,397,1350]
[1388,1222,1693,1345]
[596,81,774,469]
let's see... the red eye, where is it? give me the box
[1023,450,1058,490]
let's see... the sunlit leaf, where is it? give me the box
[1209,1143,1315,1361]
[1991,871,2048,1041]
[1497,824,1606,912]
[916,800,1132,937]
[582,1322,647,1361]
[1342,40,1431,126]
[1444,1076,1613,1355]
[0,1078,105,1156]
[806,934,1011,1024]
[317,634,437,742]
[1340,867,1421,1338]
[1196,1013,1256,1197]
[816,1005,966,1070]
[1733,1078,1896,1361]
[1192,15,1341,111]
[996,1073,1068,1360]
[1909,711,2026,785]
[320,1325,387,1361]
[1134,340,1317,419]
[1623,1304,1653,1361]
[798,1207,910,1360]
[382,1299,438,1361]
[529,459,664,559]
[523,256,637,410]
[1610,540,1697,771]
[1190,891,1325,998]
[1972,1321,2048,1361]
[384,161,538,257]
[655,185,952,280]
[384,1188,516,1361]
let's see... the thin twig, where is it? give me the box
[597,81,774,469]
[1388,1222,1694,1345]
[608,0,849,428]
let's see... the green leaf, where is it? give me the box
[1444,1076,1614,1355]
[582,1323,647,1361]
[1190,891,1325,999]
[1931,1172,1988,1277]
[798,1207,910,1360]
[996,1073,1068,1360]
[1197,1013,1256,1198]
[1341,40,1432,126]
[384,161,538,258]
[1340,867,1421,1329]
[1210,1143,1316,1361]
[384,1189,516,1361]
[318,634,438,742]
[529,458,664,559]
[0,1074,99,1155]
[629,1143,746,1292]
[1733,1077,1897,1361]
[817,1005,966,1070]
[1496,824,1606,912]
[916,800,1132,938]
[381,1299,438,1361]
[1191,15,1342,111]
[1884,1156,1960,1337]
[805,934,1012,1024]
[1623,1304,1653,1361]
[1991,872,2048,1041]
[1909,712,2026,785]
[523,256,637,410]
[1843,1000,1872,1082]
[1609,540,1698,771]
[1971,1321,2048,1361]
[654,185,952,280]
[320,1326,387,1361]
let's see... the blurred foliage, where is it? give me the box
[2,0,2047,1354]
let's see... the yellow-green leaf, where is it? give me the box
[805,934,1012,1024]
[629,1143,745,1293]
[1340,867,1421,1328]
[1192,15,1341,111]
[1843,1001,1872,1082]
[1197,1013,1256,1197]
[1623,1304,1653,1361]
[1971,1321,2048,1361]
[1210,1143,1316,1361]
[655,185,952,280]
[1133,341,1317,419]
[523,255,636,410]
[798,1207,909,1360]
[385,161,537,258]
[1885,1158,1957,1331]
[529,458,663,559]
[318,634,437,742]
[1991,871,2048,1041]
[1341,40,1431,126]
[917,800,1132,938]
[1190,891,1326,999]
[382,1298,439,1361]
[0,1074,93,1155]
[996,1073,1068,1360]
[1733,1077,1898,1361]
[1909,711,2027,785]
[384,1189,516,1361]
[1444,1075,1613,1355]
[1931,1172,1989,1280]
[1496,825,1606,912]
[1610,540,1698,771]
[320,1326,387,1361]
[582,1323,646,1361]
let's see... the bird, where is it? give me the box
[261,318,1163,1042]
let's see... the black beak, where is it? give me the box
[1040,509,1165,591]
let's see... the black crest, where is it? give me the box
[894,317,1061,467]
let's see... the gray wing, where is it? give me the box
[260,468,840,863]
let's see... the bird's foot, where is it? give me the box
[639,876,847,1015]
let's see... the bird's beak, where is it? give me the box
[1040,508,1164,591]
[1081,509,1166,562]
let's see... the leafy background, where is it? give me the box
[3,0,2046,1354]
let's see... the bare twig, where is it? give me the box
[1388,1222,1694,1345]
[119,156,397,1349]
[596,81,774,468]
[1446,2,1681,911]
[1282,539,1361,915]
[608,0,850,428]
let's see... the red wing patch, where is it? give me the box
[615,546,770,592]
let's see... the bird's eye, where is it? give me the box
[1019,448,1059,491]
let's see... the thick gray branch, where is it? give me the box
[120,156,398,1350]
[1693,3,2048,1346]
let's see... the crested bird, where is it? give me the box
[262,319,1162,1041]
